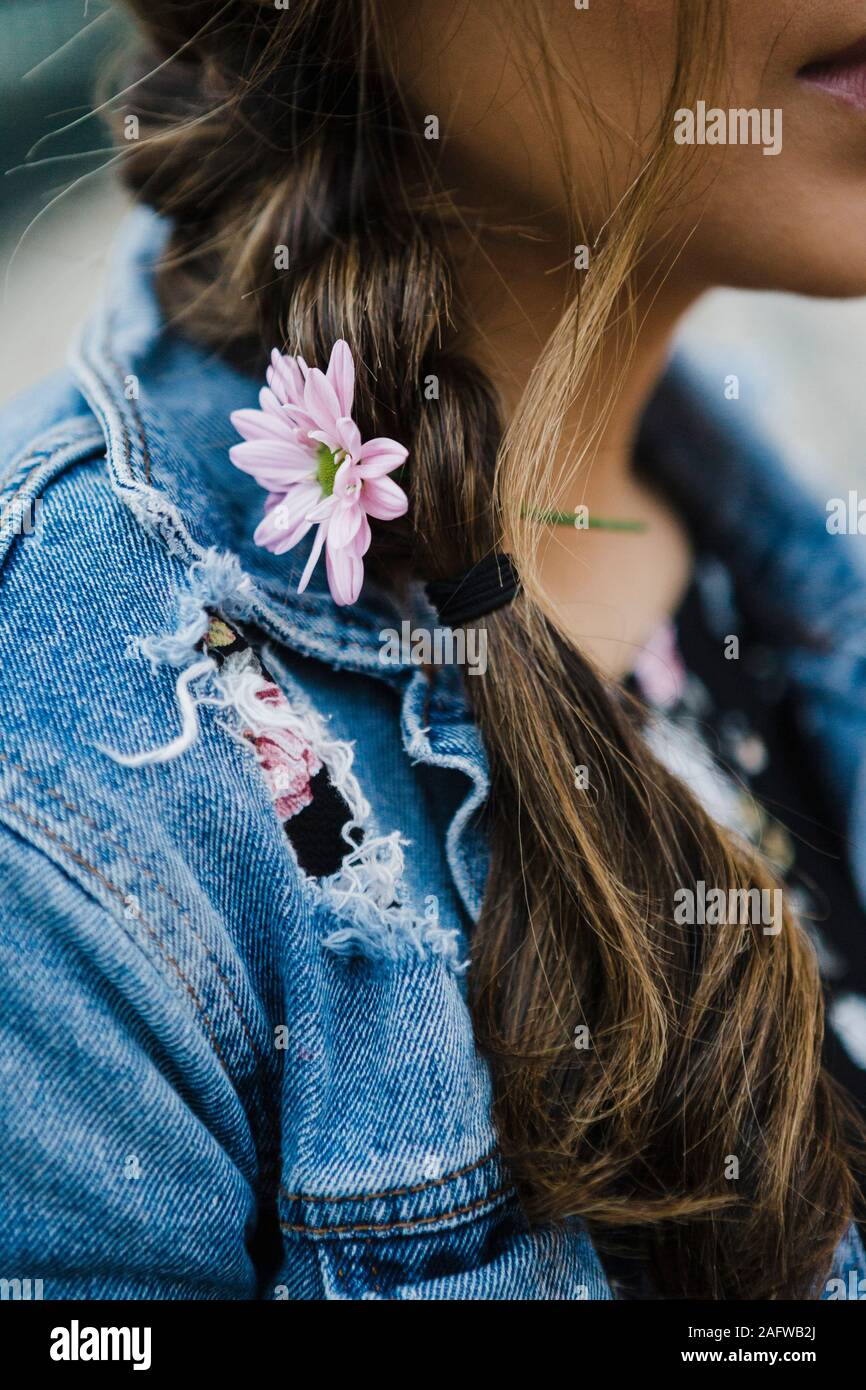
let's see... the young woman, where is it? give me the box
[2,0,866,1300]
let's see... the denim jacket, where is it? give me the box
[0,207,863,1300]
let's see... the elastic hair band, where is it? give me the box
[425,552,521,627]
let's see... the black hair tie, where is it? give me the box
[425,552,521,626]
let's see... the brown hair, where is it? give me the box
[116,0,861,1297]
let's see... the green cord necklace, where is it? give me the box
[529,507,648,533]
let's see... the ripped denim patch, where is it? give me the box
[101,552,466,971]
[204,617,351,877]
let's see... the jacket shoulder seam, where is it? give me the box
[0,419,107,578]
[0,415,104,497]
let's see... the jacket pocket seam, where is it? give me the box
[279,1185,512,1239]
[279,1146,500,1206]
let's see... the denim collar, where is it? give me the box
[70,206,866,903]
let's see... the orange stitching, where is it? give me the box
[1,799,229,1075]
[0,751,262,1063]
[279,1186,512,1238]
[280,1148,499,1205]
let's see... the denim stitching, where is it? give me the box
[105,343,153,484]
[0,473,57,532]
[279,1186,512,1238]
[0,438,94,527]
[0,415,105,493]
[279,1147,500,1205]
[1,797,230,1075]
[0,750,262,1063]
[0,448,59,501]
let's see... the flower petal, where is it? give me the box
[355,437,409,477]
[297,521,328,593]
[304,493,336,524]
[267,349,306,407]
[361,474,409,520]
[326,340,355,417]
[303,367,343,436]
[231,437,314,469]
[331,453,360,498]
[253,482,321,552]
[273,482,322,525]
[230,407,297,443]
[254,515,313,555]
[229,440,316,490]
[329,497,364,549]
[259,386,290,418]
[282,407,321,439]
[352,510,372,556]
[325,536,364,606]
[335,415,362,459]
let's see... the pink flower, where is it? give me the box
[229,340,409,606]
[251,683,322,819]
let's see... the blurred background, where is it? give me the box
[4,0,866,499]
[1,1,129,404]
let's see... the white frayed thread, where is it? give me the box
[99,657,216,768]
[130,550,255,672]
[321,831,467,972]
[102,551,257,767]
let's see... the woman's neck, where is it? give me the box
[454,232,703,679]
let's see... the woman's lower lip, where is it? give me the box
[799,44,866,113]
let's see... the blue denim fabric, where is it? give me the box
[0,206,862,1299]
